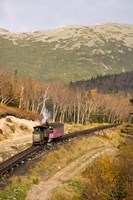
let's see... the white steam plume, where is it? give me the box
[40,107,50,124]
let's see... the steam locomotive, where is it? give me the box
[32,122,64,145]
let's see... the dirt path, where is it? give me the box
[26,146,117,200]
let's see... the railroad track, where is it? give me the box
[56,123,120,141]
[0,145,43,177]
[0,123,120,177]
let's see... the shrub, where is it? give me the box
[0,183,30,200]
[81,140,133,200]
[19,124,28,131]
[7,124,15,133]
[32,178,39,185]
[0,129,3,134]
[6,117,12,123]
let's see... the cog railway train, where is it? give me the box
[32,122,64,145]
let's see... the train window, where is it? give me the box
[50,128,53,133]
[35,127,41,132]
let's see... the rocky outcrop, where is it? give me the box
[0,116,39,162]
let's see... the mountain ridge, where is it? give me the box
[0,22,133,82]
[1,22,133,33]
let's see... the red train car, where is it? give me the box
[33,123,64,145]
[49,123,64,139]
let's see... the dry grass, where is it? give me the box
[0,103,41,121]
[51,186,81,200]
[64,123,108,134]
[120,123,133,135]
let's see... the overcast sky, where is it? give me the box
[0,0,133,32]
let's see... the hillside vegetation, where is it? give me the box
[0,70,132,124]
[0,23,133,82]
[51,135,133,200]
[0,103,41,121]
[72,71,133,93]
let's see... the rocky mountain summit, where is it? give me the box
[0,23,133,82]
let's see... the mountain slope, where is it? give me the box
[0,23,133,82]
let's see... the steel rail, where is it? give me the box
[0,145,42,176]
[56,123,120,141]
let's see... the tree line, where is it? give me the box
[72,71,133,93]
[0,69,132,124]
